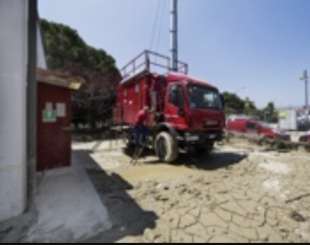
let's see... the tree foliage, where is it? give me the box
[223,92,246,114]
[261,102,278,123]
[40,19,122,129]
[223,91,278,122]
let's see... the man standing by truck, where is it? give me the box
[134,106,149,145]
[131,106,150,163]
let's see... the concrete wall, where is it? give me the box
[0,0,28,222]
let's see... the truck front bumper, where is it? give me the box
[177,131,224,144]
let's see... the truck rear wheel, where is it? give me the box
[155,132,178,162]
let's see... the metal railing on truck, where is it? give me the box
[120,50,189,81]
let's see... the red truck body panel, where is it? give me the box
[114,73,152,125]
[114,71,225,133]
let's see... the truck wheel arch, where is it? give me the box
[154,123,179,139]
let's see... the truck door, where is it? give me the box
[165,84,187,129]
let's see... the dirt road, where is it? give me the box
[75,138,310,243]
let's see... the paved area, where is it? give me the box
[75,138,310,243]
[24,154,112,242]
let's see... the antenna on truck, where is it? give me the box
[170,0,178,71]
[121,0,186,79]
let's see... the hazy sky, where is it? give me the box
[39,0,310,108]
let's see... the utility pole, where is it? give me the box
[170,0,178,71]
[300,69,309,114]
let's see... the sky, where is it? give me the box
[39,0,310,108]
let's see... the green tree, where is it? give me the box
[244,97,258,116]
[262,102,278,123]
[222,92,245,115]
[222,92,262,118]
[40,19,122,129]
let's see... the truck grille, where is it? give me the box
[204,120,219,128]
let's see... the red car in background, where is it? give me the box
[299,132,310,143]
[226,117,291,141]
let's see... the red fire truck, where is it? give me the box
[114,51,225,162]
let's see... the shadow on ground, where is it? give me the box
[141,151,247,171]
[175,151,247,170]
[74,150,158,243]
[88,139,247,172]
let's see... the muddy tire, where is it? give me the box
[155,132,178,162]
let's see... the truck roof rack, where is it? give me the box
[120,50,189,80]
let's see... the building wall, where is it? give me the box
[0,0,28,221]
[37,83,72,171]
[278,109,298,131]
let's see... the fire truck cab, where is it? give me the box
[114,51,225,162]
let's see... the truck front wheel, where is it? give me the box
[155,132,178,162]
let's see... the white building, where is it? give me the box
[0,0,36,222]
[278,108,298,131]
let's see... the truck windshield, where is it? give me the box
[188,84,223,110]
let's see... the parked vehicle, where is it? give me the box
[113,50,225,162]
[226,117,290,141]
[299,132,310,143]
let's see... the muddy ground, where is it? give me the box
[75,138,310,243]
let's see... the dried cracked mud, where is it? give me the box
[79,138,310,243]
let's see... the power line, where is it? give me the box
[154,0,165,53]
[150,0,162,50]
